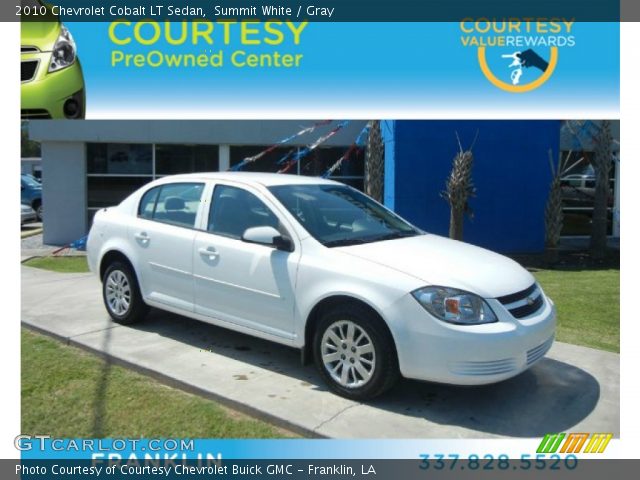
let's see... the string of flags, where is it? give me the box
[277,121,351,173]
[230,120,332,171]
[322,123,370,178]
[229,119,366,176]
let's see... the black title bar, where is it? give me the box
[5,0,632,22]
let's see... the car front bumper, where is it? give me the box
[387,293,557,385]
[21,208,37,225]
[21,53,85,119]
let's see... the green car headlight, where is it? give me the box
[412,286,498,325]
[48,25,76,73]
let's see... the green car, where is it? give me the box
[21,7,85,119]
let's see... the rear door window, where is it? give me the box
[138,182,205,228]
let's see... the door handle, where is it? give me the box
[134,232,149,243]
[198,246,219,260]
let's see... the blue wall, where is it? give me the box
[383,120,561,253]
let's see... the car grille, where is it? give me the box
[526,336,554,366]
[497,283,545,319]
[21,60,38,82]
[21,109,52,119]
[21,46,40,53]
[449,358,518,376]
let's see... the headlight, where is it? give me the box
[48,26,76,73]
[412,286,497,325]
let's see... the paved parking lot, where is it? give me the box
[20,230,57,260]
[21,265,619,438]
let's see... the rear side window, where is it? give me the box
[208,185,279,239]
[138,182,204,228]
[139,187,160,220]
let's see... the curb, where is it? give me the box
[21,322,323,439]
[21,227,43,239]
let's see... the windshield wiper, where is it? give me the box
[323,238,372,247]
[324,231,419,248]
[367,231,420,242]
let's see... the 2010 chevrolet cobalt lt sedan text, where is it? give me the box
[87,172,556,399]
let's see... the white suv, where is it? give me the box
[87,172,556,399]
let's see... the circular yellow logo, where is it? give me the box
[477,46,559,93]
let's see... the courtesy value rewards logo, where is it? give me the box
[459,18,576,93]
[537,433,613,454]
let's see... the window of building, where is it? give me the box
[229,146,295,174]
[87,176,150,209]
[155,145,219,175]
[87,143,152,175]
[230,145,365,191]
[559,150,615,236]
[86,142,366,228]
[87,143,217,226]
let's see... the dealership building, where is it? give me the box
[28,120,619,253]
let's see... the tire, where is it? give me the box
[313,303,399,400]
[102,261,149,325]
[34,201,43,222]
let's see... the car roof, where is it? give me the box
[156,172,342,187]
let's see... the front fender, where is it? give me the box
[293,254,419,348]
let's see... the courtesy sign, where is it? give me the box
[108,21,309,68]
[460,18,576,92]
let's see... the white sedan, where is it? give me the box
[87,172,556,399]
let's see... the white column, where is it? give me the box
[219,145,230,171]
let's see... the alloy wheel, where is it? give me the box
[105,270,132,316]
[320,320,376,388]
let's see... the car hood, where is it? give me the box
[21,21,61,52]
[336,234,535,299]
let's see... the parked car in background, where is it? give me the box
[21,1,85,119]
[21,174,43,221]
[87,173,556,399]
[21,203,37,225]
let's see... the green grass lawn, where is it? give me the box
[21,329,294,438]
[24,256,89,273]
[533,269,619,353]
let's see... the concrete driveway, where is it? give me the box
[21,265,620,438]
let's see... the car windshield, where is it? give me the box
[269,184,421,247]
[21,175,41,188]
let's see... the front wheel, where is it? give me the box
[102,262,148,325]
[313,304,399,400]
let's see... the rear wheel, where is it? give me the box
[33,201,43,222]
[313,304,399,400]
[102,262,148,325]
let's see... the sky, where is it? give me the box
[61,21,619,118]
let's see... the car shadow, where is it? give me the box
[372,359,600,437]
[130,309,600,438]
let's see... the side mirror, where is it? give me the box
[242,226,293,252]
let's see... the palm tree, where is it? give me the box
[590,120,613,258]
[364,121,384,202]
[442,134,477,241]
